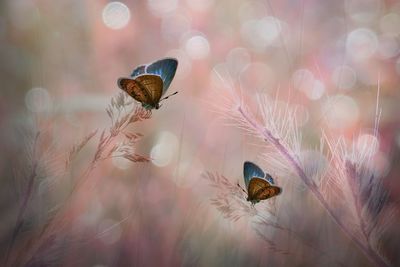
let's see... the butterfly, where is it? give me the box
[118,58,178,110]
[238,161,282,205]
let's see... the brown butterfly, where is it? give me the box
[238,161,282,205]
[246,177,281,204]
[118,58,178,110]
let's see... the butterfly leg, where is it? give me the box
[236,182,247,194]
[237,183,248,201]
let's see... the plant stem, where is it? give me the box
[238,106,390,267]
[4,132,40,266]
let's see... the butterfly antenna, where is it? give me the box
[237,182,247,194]
[160,91,178,102]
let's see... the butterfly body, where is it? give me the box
[143,103,159,110]
[243,161,281,204]
[118,58,178,110]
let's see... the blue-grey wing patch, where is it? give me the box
[145,58,178,94]
[243,161,265,189]
[131,65,146,78]
[265,173,275,184]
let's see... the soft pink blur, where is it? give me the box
[1,0,400,266]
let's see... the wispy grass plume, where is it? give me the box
[207,72,394,266]
[7,92,151,267]
[203,172,257,221]
[203,170,337,262]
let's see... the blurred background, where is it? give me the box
[1,0,400,266]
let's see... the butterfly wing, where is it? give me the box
[256,184,281,200]
[247,178,269,200]
[248,178,281,201]
[118,77,151,104]
[134,74,163,105]
[145,58,178,94]
[243,161,265,189]
[265,173,275,184]
[131,64,146,78]
[118,74,163,107]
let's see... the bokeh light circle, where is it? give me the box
[373,151,390,177]
[293,69,325,99]
[241,17,281,50]
[79,199,103,227]
[211,63,234,89]
[186,0,214,12]
[102,2,131,30]
[150,131,179,167]
[308,80,325,100]
[346,0,382,23]
[346,28,378,60]
[332,65,357,90]
[324,95,359,130]
[185,35,210,60]
[380,13,400,36]
[238,1,267,22]
[239,62,274,91]
[378,35,400,59]
[161,12,191,42]
[293,69,314,92]
[293,104,310,127]
[258,17,281,45]
[147,0,178,17]
[226,47,251,77]
[25,87,52,113]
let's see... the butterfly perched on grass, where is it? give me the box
[118,58,178,110]
[238,161,282,205]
